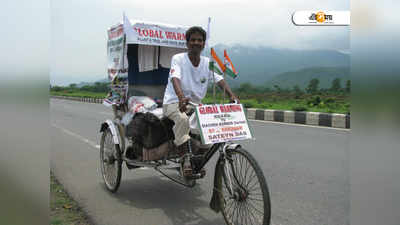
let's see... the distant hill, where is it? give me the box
[265,67,350,90]
[54,44,349,87]
[207,44,350,87]
[75,78,108,88]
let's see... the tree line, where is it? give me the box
[50,82,110,93]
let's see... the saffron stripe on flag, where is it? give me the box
[223,50,238,78]
[211,48,226,71]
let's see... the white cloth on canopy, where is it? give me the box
[138,45,186,71]
[138,45,159,72]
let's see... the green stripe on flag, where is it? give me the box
[209,61,223,75]
[225,68,238,78]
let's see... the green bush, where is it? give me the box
[256,97,264,104]
[258,102,271,109]
[325,97,335,103]
[241,99,258,108]
[292,106,308,111]
[307,96,321,106]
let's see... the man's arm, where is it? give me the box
[172,77,189,112]
[217,79,240,103]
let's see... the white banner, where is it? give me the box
[124,20,188,48]
[107,24,128,81]
[195,104,253,144]
[292,10,350,26]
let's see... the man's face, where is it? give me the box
[187,32,205,55]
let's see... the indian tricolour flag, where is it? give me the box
[209,48,225,75]
[224,50,238,78]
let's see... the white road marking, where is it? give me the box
[51,123,100,149]
[249,119,350,131]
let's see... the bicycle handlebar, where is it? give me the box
[187,101,199,107]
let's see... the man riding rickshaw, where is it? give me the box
[100,16,271,225]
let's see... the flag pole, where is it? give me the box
[206,17,216,104]
[212,61,216,104]
[223,50,227,104]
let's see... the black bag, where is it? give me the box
[126,112,174,149]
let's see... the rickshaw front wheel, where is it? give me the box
[217,147,271,225]
[100,128,122,193]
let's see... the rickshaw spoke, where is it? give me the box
[235,153,246,186]
[237,154,246,185]
[249,191,264,196]
[246,200,264,216]
[246,196,264,202]
[233,201,240,224]
[229,155,247,193]
[232,154,242,185]
[248,185,262,195]
[244,202,258,225]
[239,203,245,225]
[226,200,235,223]
[225,198,235,212]
[241,156,251,186]
[248,193,264,209]
[248,178,261,192]
[243,203,253,225]
[226,200,236,221]
[234,202,240,225]
[246,168,257,187]
[243,203,249,225]
[246,204,255,225]
[237,203,243,225]
[241,203,247,225]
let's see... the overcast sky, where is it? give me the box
[50,0,349,85]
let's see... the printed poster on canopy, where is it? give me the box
[195,104,253,144]
[107,24,128,81]
[124,20,188,49]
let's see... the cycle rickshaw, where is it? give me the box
[100,17,271,225]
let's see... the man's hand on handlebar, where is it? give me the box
[230,95,240,104]
[178,97,190,112]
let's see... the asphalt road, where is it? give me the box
[50,98,349,225]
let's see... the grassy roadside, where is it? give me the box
[203,97,349,114]
[51,172,91,225]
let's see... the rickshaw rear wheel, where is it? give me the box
[217,147,271,225]
[100,128,122,193]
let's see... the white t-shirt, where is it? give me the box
[163,52,223,104]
